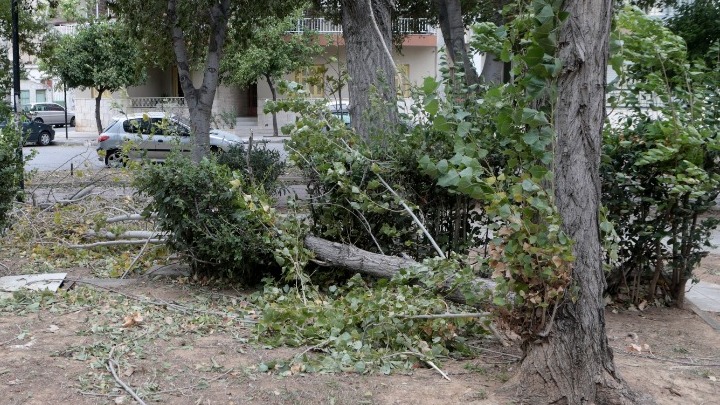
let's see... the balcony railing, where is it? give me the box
[288,18,435,35]
[130,97,186,109]
[54,24,78,36]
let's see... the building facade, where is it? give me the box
[71,17,442,135]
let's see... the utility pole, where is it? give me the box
[12,0,24,192]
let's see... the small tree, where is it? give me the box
[48,21,145,133]
[223,13,323,136]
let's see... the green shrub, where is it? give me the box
[133,154,281,282]
[267,92,486,260]
[602,7,720,304]
[216,142,286,195]
[0,120,23,233]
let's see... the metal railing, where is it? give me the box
[288,18,435,35]
[54,24,77,36]
[130,97,186,109]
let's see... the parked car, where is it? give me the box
[96,112,247,167]
[327,101,351,127]
[0,116,55,146]
[24,102,76,127]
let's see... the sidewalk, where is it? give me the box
[53,130,97,146]
[686,280,720,313]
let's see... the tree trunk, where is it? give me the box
[167,0,230,163]
[304,235,497,306]
[94,90,104,134]
[506,1,639,403]
[266,74,279,137]
[433,0,478,87]
[340,0,399,140]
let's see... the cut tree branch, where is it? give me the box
[304,235,498,307]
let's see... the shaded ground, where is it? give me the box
[1,264,719,405]
[1,171,719,404]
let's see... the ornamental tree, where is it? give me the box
[111,0,296,162]
[222,13,323,137]
[44,21,145,133]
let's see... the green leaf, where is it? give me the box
[437,169,460,187]
[422,77,440,95]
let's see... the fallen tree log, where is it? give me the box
[304,235,499,307]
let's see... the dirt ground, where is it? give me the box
[1,262,719,405]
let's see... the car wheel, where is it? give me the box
[36,131,51,146]
[105,150,126,168]
[33,117,44,124]
[69,117,75,127]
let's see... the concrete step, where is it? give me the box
[236,117,258,127]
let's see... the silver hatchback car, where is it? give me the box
[24,102,76,127]
[96,112,247,167]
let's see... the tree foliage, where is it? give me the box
[665,0,720,64]
[222,12,323,136]
[604,6,720,305]
[43,21,145,133]
[0,1,54,97]
[111,0,297,161]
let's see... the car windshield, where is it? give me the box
[174,116,191,127]
[102,120,118,132]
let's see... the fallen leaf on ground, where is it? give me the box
[122,312,143,328]
[627,343,642,353]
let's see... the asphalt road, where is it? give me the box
[24,130,289,172]
[24,141,103,172]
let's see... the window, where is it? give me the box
[35,90,47,103]
[396,64,411,98]
[20,90,30,106]
[295,65,326,97]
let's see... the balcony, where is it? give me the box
[54,24,78,36]
[288,18,435,35]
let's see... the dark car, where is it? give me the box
[0,117,56,146]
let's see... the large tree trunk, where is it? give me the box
[433,0,478,87]
[94,90,104,134]
[506,1,639,403]
[340,0,399,140]
[167,0,230,163]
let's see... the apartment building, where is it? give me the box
[70,16,443,134]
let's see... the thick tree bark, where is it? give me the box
[340,0,399,140]
[167,0,230,163]
[433,0,478,87]
[304,235,498,306]
[94,90,104,134]
[506,1,640,403]
[266,75,279,137]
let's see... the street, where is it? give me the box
[24,142,103,172]
[24,129,289,172]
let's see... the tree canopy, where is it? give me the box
[110,0,298,161]
[0,1,54,98]
[43,21,145,132]
[222,12,323,136]
[665,0,720,63]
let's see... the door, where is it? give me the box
[46,103,65,125]
[150,118,192,160]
